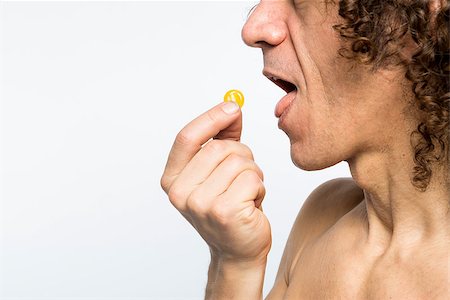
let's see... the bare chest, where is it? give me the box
[281,229,448,299]
[282,233,371,299]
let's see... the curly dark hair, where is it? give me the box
[333,0,449,192]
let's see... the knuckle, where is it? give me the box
[204,140,255,162]
[242,169,262,184]
[160,175,171,194]
[186,191,207,216]
[205,110,220,124]
[227,155,263,179]
[175,130,194,146]
[255,164,264,181]
[227,153,247,168]
[260,183,266,196]
[239,143,255,160]
[167,184,185,207]
[210,203,230,225]
[257,184,266,203]
[204,139,227,154]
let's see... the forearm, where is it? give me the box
[205,254,267,300]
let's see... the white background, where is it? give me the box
[0,1,351,299]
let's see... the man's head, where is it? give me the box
[242,0,449,191]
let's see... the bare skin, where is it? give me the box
[161,0,449,299]
[266,179,449,299]
[241,0,449,298]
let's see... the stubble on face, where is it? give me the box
[284,1,415,172]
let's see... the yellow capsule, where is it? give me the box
[224,89,244,108]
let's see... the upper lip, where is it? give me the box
[263,69,298,93]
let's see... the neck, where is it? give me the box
[347,142,449,255]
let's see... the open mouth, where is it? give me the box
[263,71,298,119]
[266,76,297,94]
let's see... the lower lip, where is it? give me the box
[275,90,297,125]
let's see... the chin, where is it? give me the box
[290,146,342,171]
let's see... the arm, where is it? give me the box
[160,102,271,299]
[206,254,267,299]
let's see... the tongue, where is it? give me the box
[275,90,297,118]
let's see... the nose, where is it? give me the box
[241,2,288,49]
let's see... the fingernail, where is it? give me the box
[222,101,239,114]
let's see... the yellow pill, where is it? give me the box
[224,89,244,108]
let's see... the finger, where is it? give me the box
[213,112,242,141]
[195,170,264,228]
[221,169,266,210]
[162,101,242,192]
[171,139,255,196]
[193,154,264,199]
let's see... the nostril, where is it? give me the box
[241,4,268,48]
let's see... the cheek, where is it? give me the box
[287,99,360,170]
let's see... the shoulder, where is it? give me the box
[296,177,364,234]
[266,177,364,298]
[287,177,363,256]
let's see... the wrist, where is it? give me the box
[209,247,269,268]
[206,252,267,299]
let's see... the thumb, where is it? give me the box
[214,102,242,141]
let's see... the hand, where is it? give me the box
[160,101,271,262]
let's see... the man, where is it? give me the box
[161,0,449,298]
